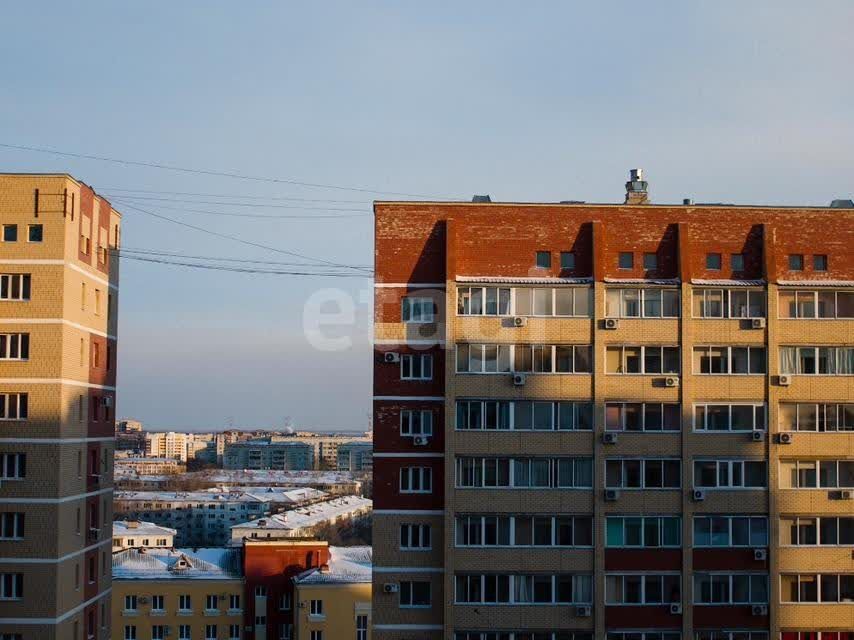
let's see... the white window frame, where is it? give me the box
[604,572,682,605]
[399,466,433,494]
[0,454,25,480]
[780,573,854,604]
[0,513,24,540]
[693,573,769,605]
[455,456,593,490]
[455,399,593,431]
[779,515,854,547]
[455,343,592,375]
[0,394,28,421]
[0,274,30,302]
[693,403,766,432]
[779,346,854,375]
[308,599,324,618]
[178,626,191,640]
[605,516,682,548]
[400,410,433,436]
[605,345,680,375]
[778,459,854,489]
[0,573,22,600]
[604,458,682,490]
[692,288,766,319]
[124,595,138,612]
[454,573,592,605]
[151,594,165,612]
[204,625,217,640]
[456,286,512,316]
[124,627,137,640]
[400,523,431,550]
[605,402,681,432]
[178,594,192,612]
[692,515,769,548]
[400,353,432,380]
[205,594,218,612]
[401,297,435,323]
[455,514,593,548]
[152,626,165,640]
[779,403,854,432]
[693,459,768,489]
[605,288,680,319]
[356,614,368,640]
[693,346,766,375]
[0,334,28,361]
[778,289,854,320]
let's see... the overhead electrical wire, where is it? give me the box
[117,253,371,277]
[101,187,368,204]
[108,197,370,220]
[0,142,448,198]
[116,246,372,270]
[106,194,371,212]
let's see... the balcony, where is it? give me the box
[203,608,220,617]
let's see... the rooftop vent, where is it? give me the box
[683,198,694,205]
[625,169,649,205]
[830,199,854,209]
[127,521,140,529]
[471,195,491,203]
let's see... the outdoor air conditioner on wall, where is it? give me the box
[751,431,764,442]
[665,376,679,387]
[751,317,766,329]
[669,603,682,615]
[604,318,619,330]
[604,489,619,501]
[752,605,768,616]
[512,373,526,386]
[384,352,400,363]
[513,316,527,327]
[692,489,706,502]
[778,433,793,445]
[575,605,591,617]
[754,548,767,561]
[602,432,618,445]
[778,374,792,386]
[383,583,399,594]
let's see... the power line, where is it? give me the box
[107,194,371,212]
[102,187,368,204]
[116,246,373,269]
[117,201,371,273]
[109,197,371,220]
[0,142,447,198]
[119,253,371,277]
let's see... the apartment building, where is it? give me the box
[112,520,176,552]
[115,456,187,475]
[229,496,372,543]
[111,547,244,640]
[337,441,374,472]
[223,440,315,471]
[372,172,854,639]
[0,174,120,640]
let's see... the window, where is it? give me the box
[730,253,745,271]
[605,573,681,604]
[205,594,218,611]
[455,343,511,373]
[205,626,217,640]
[778,634,848,640]
[535,251,551,269]
[456,343,591,373]
[605,403,680,432]
[151,595,164,611]
[400,410,432,436]
[693,516,768,547]
[606,516,681,548]
[179,594,191,611]
[781,574,854,603]
[310,632,322,640]
[0,573,23,599]
[278,625,292,640]
[693,573,768,604]
[400,523,431,550]
[779,403,853,432]
[0,513,24,540]
[693,460,767,488]
[514,288,592,317]
[0,274,31,301]
[706,253,722,270]
[455,515,592,547]
[779,290,854,319]
[278,592,292,610]
[605,346,679,374]
[693,288,766,318]
[779,460,854,489]
[693,404,766,431]
[356,615,368,640]
[456,287,512,316]
[642,252,658,270]
[95,289,101,316]
[0,454,25,479]
[179,626,191,640]
[153,626,165,640]
[26,224,43,243]
[400,467,432,493]
[605,459,681,489]
[611,634,681,640]
[401,297,435,323]
[400,580,431,607]
[813,254,828,271]
[780,516,854,546]
[454,574,592,605]
[788,254,804,271]
[560,252,576,270]
[605,288,680,318]
[124,595,138,611]
[309,599,324,616]
[456,399,592,431]
[0,333,28,361]
[780,346,854,375]
[400,354,432,380]
[693,346,766,374]
[455,457,593,489]
[228,594,240,610]
[2,225,17,242]
[618,252,633,269]
[125,627,137,640]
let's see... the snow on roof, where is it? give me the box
[604,278,681,285]
[114,486,327,504]
[232,496,372,533]
[113,521,177,537]
[295,546,372,585]
[691,279,766,286]
[777,280,854,287]
[112,547,242,580]
[115,469,361,485]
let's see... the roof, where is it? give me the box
[692,279,766,286]
[456,276,593,285]
[113,521,177,537]
[232,496,372,533]
[114,486,326,504]
[295,546,372,585]
[112,547,242,580]
[374,200,852,211]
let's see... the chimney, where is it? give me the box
[624,168,650,205]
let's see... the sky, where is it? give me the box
[1,2,852,431]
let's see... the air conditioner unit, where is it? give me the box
[778,432,793,445]
[752,605,768,616]
[384,352,400,363]
[513,316,527,328]
[512,373,526,386]
[604,489,620,502]
[778,374,792,386]
[101,397,112,408]
[837,490,853,500]
[692,489,706,502]
[669,603,682,615]
[665,376,679,388]
[604,318,620,330]
[382,583,399,594]
[751,431,764,442]
[602,432,618,445]
[753,548,767,561]
[413,435,429,446]
[751,318,766,329]
[575,605,592,617]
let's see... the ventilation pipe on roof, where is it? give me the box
[625,169,650,205]
[471,195,491,203]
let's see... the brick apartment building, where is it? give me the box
[371,171,854,639]
[0,174,121,640]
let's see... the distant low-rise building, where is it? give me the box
[336,441,373,472]
[293,546,372,640]
[114,469,363,495]
[230,496,372,543]
[112,547,244,640]
[112,520,177,552]
[223,439,315,471]
[115,456,186,475]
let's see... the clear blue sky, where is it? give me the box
[1,2,851,430]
